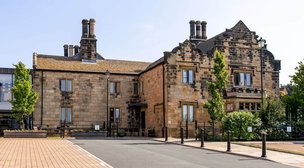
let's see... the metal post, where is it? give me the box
[109,122,112,137]
[180,127,184,144]
[195,120,198,141]
[186,120,188,139]
[200,128,204,147]
[106,77,109,137]
[261,132,267,158]
[227,130,231,152]
[116,121,119,137]
[165,127,168,141]
[260,47,264,109]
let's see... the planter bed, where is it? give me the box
[4,130,47,138]
[71,131,107,137]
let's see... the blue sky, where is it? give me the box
[0,0,303,84]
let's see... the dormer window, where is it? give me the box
[182,69,194,84]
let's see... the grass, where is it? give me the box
[234,142,304,156]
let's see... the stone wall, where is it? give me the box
[139,64,164,137]
[33,70,135,130]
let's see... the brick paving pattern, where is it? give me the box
[0,138,110,168]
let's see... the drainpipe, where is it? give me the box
[162,63,166,138]
[41,71,44,127]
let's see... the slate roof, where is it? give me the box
[34,54,151,74]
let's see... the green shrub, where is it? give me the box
[223,111,262,140]
[117,129,126,137]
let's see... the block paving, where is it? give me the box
[0,138,111,168]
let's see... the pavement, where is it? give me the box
[154,138,304,168]
[0,138,111,168]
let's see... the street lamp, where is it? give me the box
[106,70,110,137]
[258,37,266,110]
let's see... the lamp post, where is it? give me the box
[106,70,110,137]
[258,37,266,109]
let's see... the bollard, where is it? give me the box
[261,132,267,158]
[165,127,168,141]
[227,130,231,152]
[186,120,188,139]
[195,121,198,141]
[180,127,184,144]
[116,121,119,137]
[200,128,204,147]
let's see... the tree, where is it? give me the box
[260,97,286,139]
[284,60,304,122]
[10,62,38,130]
[203,49,228,136]
[223,111,262,140]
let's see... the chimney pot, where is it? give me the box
[201,21,207,40]
[74,45,80,55]
[189,20,196,39]
[63,44,68,57]
[82,19,89,37]
[89,18,96,37]
[195,21,202,39]
[68,45,74,56]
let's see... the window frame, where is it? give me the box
[182,68,195,85]
[109,81,121,95]
[233,71,253,87]
[60,107,72,124]
[60,79,72,92]
[181,104,195,122]
[110,107,121,123]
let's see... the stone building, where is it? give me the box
[32,19,280,137]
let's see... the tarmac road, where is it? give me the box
[70,139,294,168]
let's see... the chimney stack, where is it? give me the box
[82,19,89,37]
[189,20,196,39]
[63,44,68,57]
[74,45,80,55]
[195,21,202,39]
[201,21,207,40]
[68,45,74,56]
[80,18,97,61]
[89,18,96,38]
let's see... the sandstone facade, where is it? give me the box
[32,19,280,137]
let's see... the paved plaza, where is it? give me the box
[0,138,303,168]
[0,138,110,168]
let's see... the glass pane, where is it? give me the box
[110,82,115,93]
[234,73,239,86]
[61,108,65,122]
[60,80,66,91]
[0,74,13,102]
[67,80,72,92]
[245,73,251,86]
[239,73,245,86]
[245,103,250,110]
[67,108,72,123]
[182,70,188,83]
[189,105,194,122]
[133,82,138,95]
[182,105,188,122]
[115,108,120,122]
[189,70,194,84]
[239,103,244,110]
